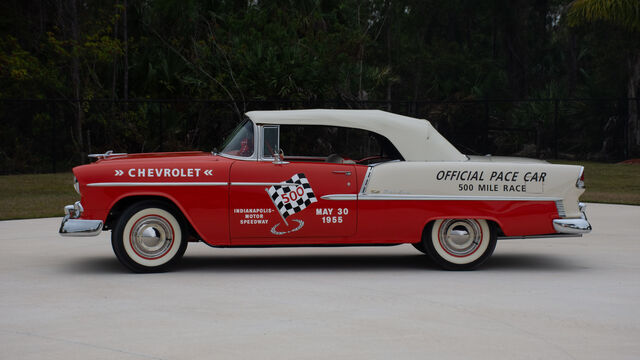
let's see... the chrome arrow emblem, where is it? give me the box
[204,170,213,176]
[114,169,124,176]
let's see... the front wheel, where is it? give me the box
[421,219,496,270]
[112,201,188,272]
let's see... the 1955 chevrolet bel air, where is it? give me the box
[59,109,591,272]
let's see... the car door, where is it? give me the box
[229,160,357,244]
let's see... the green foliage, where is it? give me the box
[568,0,640,32]
[1,0,639,171]
[0,36,63,98]
[0,0,634,104]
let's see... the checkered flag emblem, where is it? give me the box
[267,173,317,219]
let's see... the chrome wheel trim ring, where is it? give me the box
[438,219,482,257]
[130,215,174,259]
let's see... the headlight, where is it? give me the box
[73,176,80,195]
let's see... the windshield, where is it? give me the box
[220,119,255,157]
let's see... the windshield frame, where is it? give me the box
[219,118,258,160]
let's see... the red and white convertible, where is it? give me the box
[60,109,591,272]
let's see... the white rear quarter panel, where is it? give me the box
[365,161,585,218]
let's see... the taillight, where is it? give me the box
[576,167,585,189]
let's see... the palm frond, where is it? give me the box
[568,0,640,32]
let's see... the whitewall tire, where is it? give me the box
[112,201,188,272]
[422,219,497,270]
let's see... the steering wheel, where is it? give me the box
[238,137,253,156]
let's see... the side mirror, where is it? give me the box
[272,149,288,165]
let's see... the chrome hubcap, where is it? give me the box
[438,219,482,256]
[131,216,173,259]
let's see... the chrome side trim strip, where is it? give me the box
[217,153,257,161]
[498,233,583,240]
[88,182,228,187]
[359,167,373,193]
[231,182,299,187]
[321,194,358,200]
[357,194,562,201]
[283,156,327,161]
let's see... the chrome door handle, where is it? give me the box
[332,170,351,176]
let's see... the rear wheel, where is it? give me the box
[111,201,188,273]
[421,219,496,270]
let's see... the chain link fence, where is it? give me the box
[0,98,635,174]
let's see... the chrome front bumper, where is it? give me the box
[553,203,592,234]
[59,201,103,237]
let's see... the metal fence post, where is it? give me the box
[554,99,559,159]
[636,97,640,157]
[535,106,541,158]
[159,110,164,152]
[484,101,490,154]
[50,101,56,173]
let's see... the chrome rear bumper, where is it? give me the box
[59,201,103,237]
[553,203,592,234]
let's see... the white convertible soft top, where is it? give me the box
[245,109,466,161]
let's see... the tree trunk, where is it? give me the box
[628,51,640,157]
[111,1,119,100]
[385,3,391,111]
[503,0,527,98]
[69,0,85,163]
[567,32,578,96]
[123,0,129,105]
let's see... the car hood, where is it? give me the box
[466,155,548,164]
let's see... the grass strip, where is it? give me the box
[551,160,640,206]
[0,173,79,220]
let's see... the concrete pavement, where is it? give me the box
[1,203,639,359]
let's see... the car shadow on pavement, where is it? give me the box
[61,253,584,274]
[178,254,439,272]
[176,252,584,273]
[485,253,585,271]
[62,256,134,274]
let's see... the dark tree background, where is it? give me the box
[1,0,639,173]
